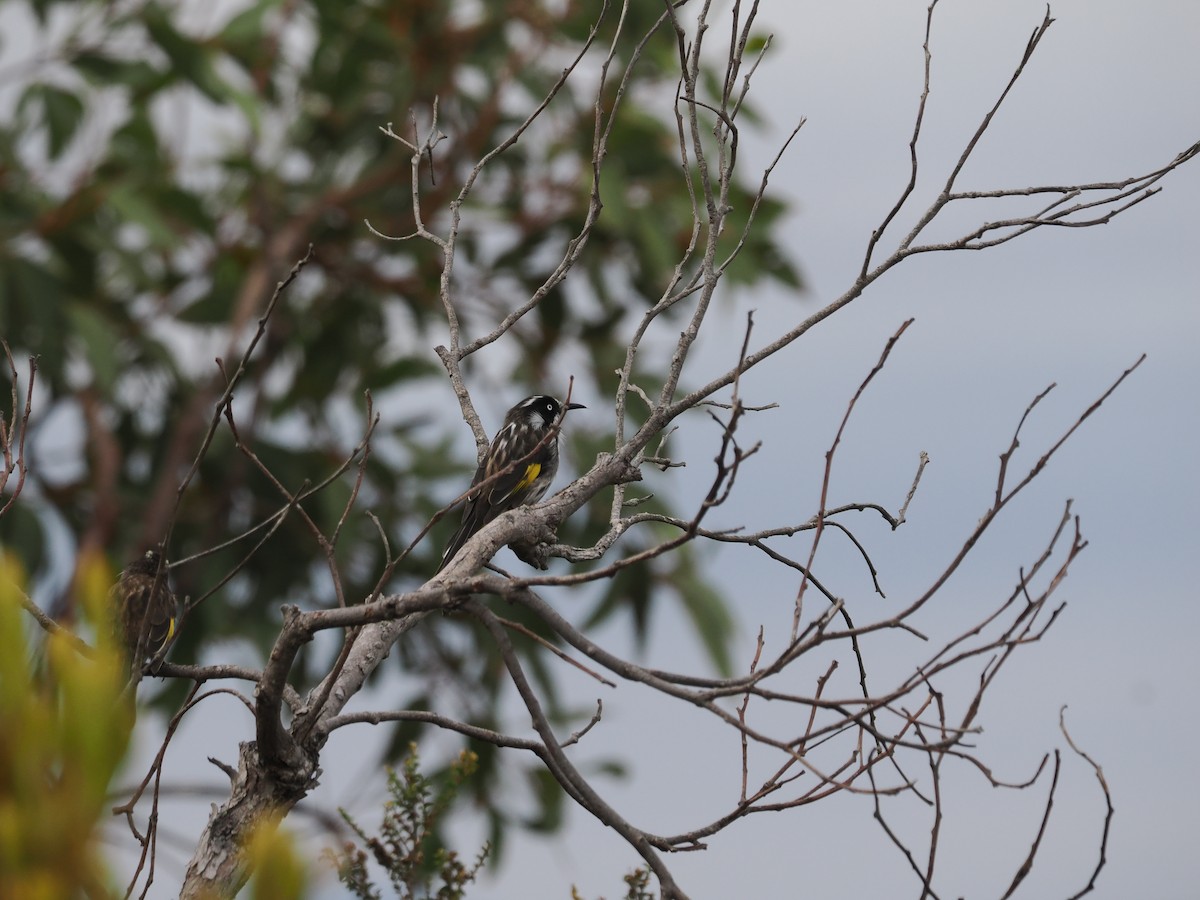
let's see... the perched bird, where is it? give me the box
[111,549,178,672]
[439,395,584,571]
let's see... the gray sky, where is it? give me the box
[88,1,1199,897]
[462,2,1200,898]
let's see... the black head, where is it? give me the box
[513,395,585,428]
[129,549,164,576]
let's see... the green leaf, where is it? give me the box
[142,3,230,103]
[105,112,163,172]
[223,84,264,135]
[74,52,166,98]
[106,184,177,250]
[219,0,281,45]
[1,256,69,383]
[0,502,49,578]
[67,303,121,392]
[746,32,771,55]
[522,766,564,833]
[584,552,654,646]
[39,85,84,159]
[178,254,240,323]
[670,551,737,677]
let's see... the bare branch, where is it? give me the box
[0,340,35,518]
[1062,709,1114,899]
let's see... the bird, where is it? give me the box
[110,549,178,673]
[439,395,584,572]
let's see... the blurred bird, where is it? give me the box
[111,549,178,673]
[439,395,584,571]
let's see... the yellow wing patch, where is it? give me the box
[514,463,541,493]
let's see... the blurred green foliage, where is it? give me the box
[0,0,798,849]
[247,823,311,900]
[0,548,131,898]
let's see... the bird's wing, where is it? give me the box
[145,586,178,649]
[439,422,545,570]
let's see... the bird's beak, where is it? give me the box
[565,402,586,411]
